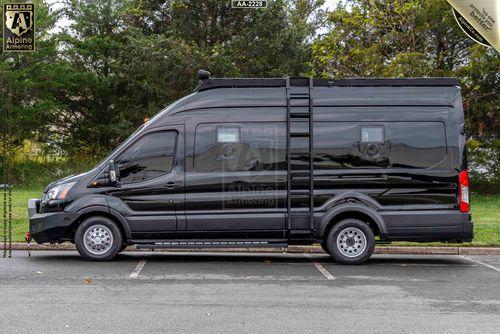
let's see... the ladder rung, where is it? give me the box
[290,179,311,183]
[290,189,311,195]
[290,132,310,137]
[290,113,310,118]
[289,150,311,155]
[291,170,311,176]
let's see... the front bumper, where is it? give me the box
[28,199,80,243]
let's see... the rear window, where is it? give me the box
[314,122,447,169]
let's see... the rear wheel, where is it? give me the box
[326,219,375,265]
[75,216,122,261]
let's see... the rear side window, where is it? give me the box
[314,122,446,169]
[388,122,446,168]
[194,123,286,172]
[116,131,177,183]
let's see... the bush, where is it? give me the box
[0,157,102,189]
[468,138,500,194]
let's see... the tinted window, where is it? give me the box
[194,123,286,172]
[314,122,446,169]
[389,122,446,168]
[314,123,368,169]
[116,131,177,183]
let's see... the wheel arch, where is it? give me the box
[317,204,388,241]
[68,206,132,241]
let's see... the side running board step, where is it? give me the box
[134,240,288,249]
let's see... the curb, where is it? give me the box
[2,243,500,255]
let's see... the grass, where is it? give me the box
[3,188,40,242]
[2,189,499,245]
[469,194,500,245]
[390,194,500,247]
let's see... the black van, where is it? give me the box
[28,73,473,264]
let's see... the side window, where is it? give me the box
[116,131,177,183]
[314,122,447,169]
[314,123,363,169]
[194,123,286,172]
[388,122,446,168]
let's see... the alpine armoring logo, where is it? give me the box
[3,3,35,52]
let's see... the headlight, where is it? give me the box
[46,182,76,200]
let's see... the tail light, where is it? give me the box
[458,170,469,213]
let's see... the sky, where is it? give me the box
[324,0,341,10]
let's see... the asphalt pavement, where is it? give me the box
[1,250,499,333]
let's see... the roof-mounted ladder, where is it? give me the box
[286,77,314,242]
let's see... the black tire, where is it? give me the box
[75,216,123,261]
[326,219,375,265]
[119,244,128,253]
[320,240,329,253]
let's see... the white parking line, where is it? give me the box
[130,259,147,279]
[306,255,335,280]
[460,256,500,273]
[312,261,335,280]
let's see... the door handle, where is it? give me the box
[164,181,180,189]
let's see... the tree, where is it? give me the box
[311,0,499,190]
[311,0,499,138]
[126,0,325,77]
[0,0,62,151]
[51,0,201,156]
[48,0,325,156]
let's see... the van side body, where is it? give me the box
[28,77,473,262]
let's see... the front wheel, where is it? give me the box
[320,240,329,253]
[75,216,123,261]
[326,219,375,265]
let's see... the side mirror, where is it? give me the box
[109,160,117,184]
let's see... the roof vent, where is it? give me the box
[198,69,211,81]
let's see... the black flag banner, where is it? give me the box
[447,0,498,51]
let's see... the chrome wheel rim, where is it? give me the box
[83,224,113,255]
[336,227,367,257]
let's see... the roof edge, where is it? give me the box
[195,77,460,92]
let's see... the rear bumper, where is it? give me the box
[464,218,474,242]
[28,199,79,243]
[381,210,473,242]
